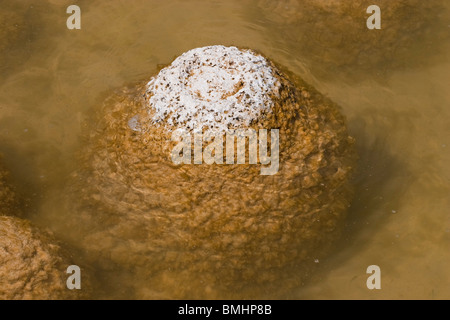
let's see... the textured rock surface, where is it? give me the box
[69,46,356,298]
[146,46,279,131]
[0,215,90,300]
[0,161,91,300]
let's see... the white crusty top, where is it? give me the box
[145,45,280,132]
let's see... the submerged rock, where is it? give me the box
[69,45,356,298]
[0,215,90,300]
[0,162,91,300]
[256,0,448,77]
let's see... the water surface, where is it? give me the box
[0,0,449,299]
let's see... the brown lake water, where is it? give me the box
[0,0,449,299]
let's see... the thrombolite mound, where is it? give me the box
[256,0,447,76]
[0,161,91,300]
[0,216,91,300]
[67,45,356,299]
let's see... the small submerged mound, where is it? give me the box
[0,216,89,300]
[0,161,91,300]
[69,45,356,298]
[256,0,447,76]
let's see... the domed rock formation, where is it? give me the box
[0,161,91,300]
[0,215,90,300]
[69,45,356,298]
[256,0,447,76]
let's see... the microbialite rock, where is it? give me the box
[67,45,356,299]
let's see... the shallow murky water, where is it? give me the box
[0,0,449,299]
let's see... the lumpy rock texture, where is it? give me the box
[0,162,90,300]
[0,216,87,300]
[70,46,356,299]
